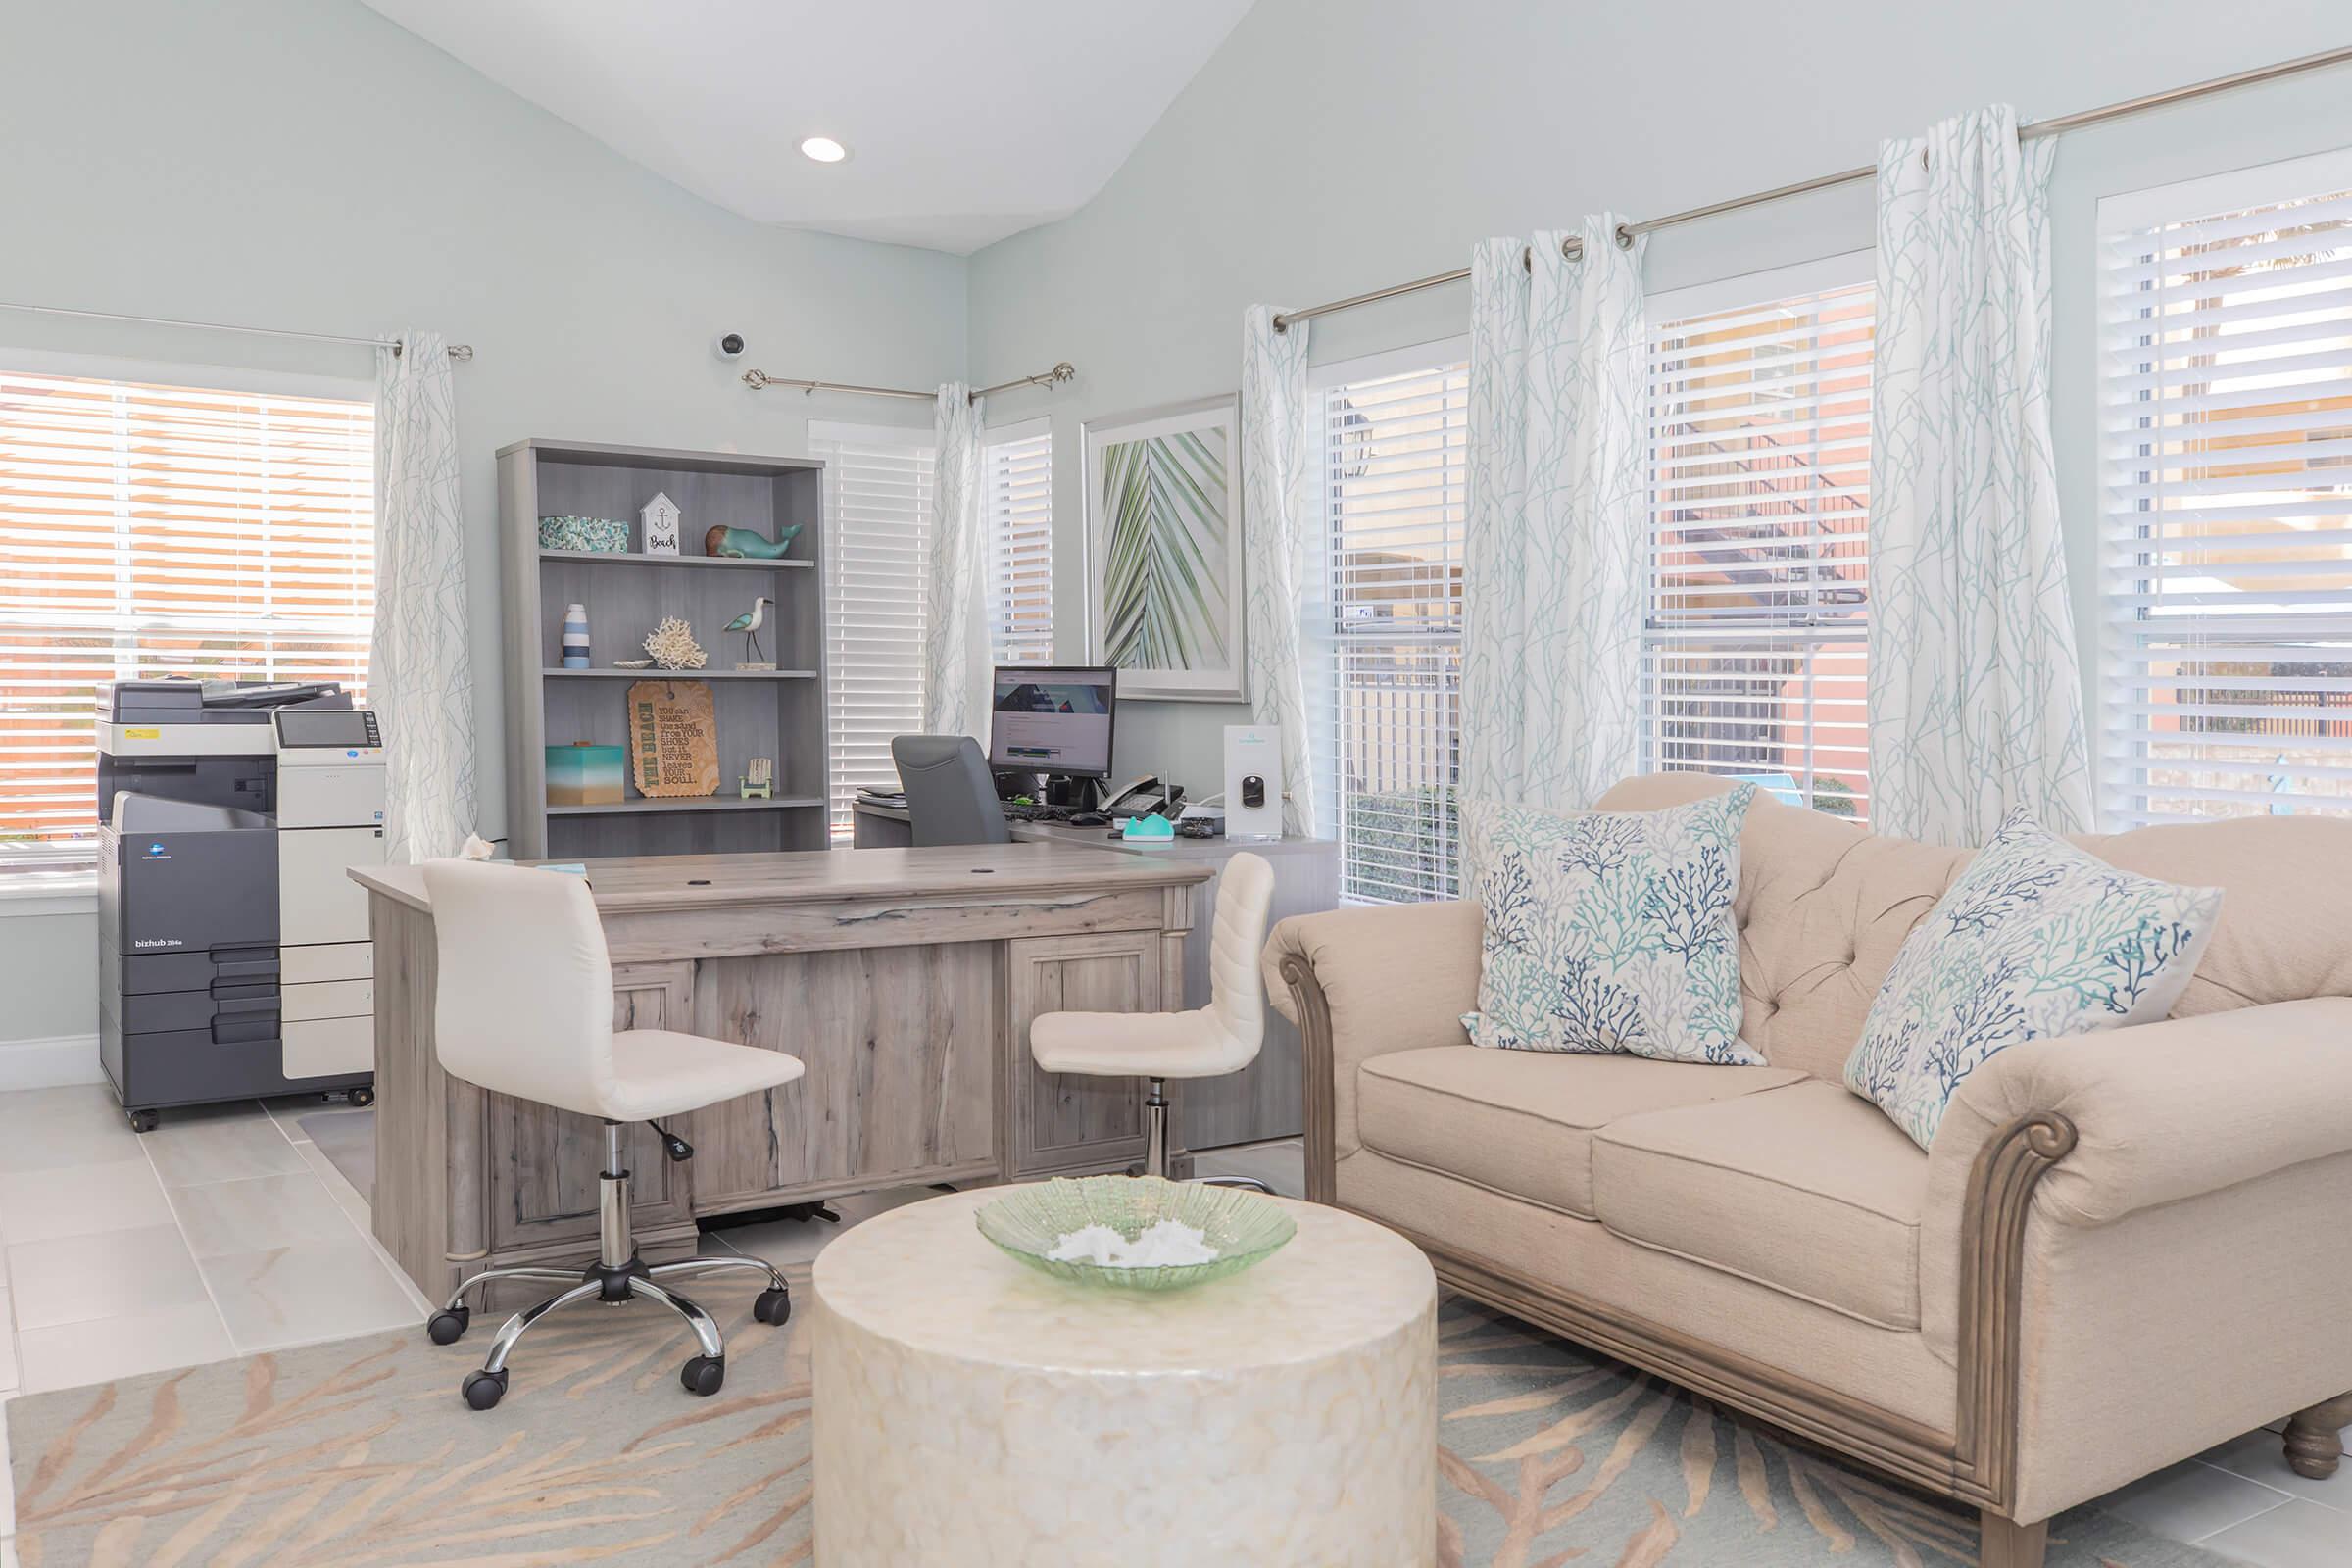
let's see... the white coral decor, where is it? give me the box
[643,616,707,671]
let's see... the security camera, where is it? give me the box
[713,332,748,361]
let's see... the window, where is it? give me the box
[2100,149,2352,826]
[0,366,373,874]
[985,419,1054,663]
[1644,256,1876,823]
[809,420,936,838]
[1317,348,1468,904]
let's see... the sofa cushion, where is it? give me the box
[1592,1079,1929,1329]
[1462,785,1767,1064]
[1844,809,2223,1150]
[1356,1047,1803,1218]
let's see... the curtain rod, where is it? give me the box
[0,299,474,359]
[742,361,1076,404]
[1272,41,2352,332]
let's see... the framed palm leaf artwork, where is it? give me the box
[1084,396,1246,701]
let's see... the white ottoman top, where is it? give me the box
[811,1185,1434,1375]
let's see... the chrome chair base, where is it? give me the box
[1140,1080,1282,1196]
[428,1122,790,1410]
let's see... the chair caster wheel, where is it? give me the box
[680,1354,725,1396]
[427,1307,470,1345]
[127,1109,159,1134]
[348,1086,374,1108]
[461,1368,508,1410]
[754,1287,791,1326]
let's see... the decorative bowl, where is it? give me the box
[539,515,630,553]
[974,1175,1296,1291]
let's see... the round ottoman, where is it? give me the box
[811,1184,1436,1565]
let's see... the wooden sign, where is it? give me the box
[627,679,719,798]
[641,491,683,555]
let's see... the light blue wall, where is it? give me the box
[0,0,969,1046]
[967,0,2352,791]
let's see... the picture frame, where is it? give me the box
[1083,394,1246,703]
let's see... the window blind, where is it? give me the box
[2101,167,2352,825]
[810,421,936,838]
[1322,360,1467,904]
[1645,275,1875,824]
[0,369,373,872]
[985,422,1054,664]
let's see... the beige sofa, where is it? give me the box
[1266,772,2352,1568]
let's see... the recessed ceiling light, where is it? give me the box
[800,136,849,164]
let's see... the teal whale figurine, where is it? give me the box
[704,524,802,560]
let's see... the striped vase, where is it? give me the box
[562,603,591,669]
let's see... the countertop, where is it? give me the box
[349,841,1212,916]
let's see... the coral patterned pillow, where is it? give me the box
[1461,785,1765,1065]
[1843,809,2223,1150]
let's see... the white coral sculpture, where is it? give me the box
[643,616,707,671]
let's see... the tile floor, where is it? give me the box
[0,1100,2340,1566]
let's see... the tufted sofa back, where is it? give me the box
[1593,772,2352,1081]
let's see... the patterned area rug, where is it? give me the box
[7,1281,2228,1566]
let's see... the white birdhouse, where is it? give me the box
[641,491,682,555]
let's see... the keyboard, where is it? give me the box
[1002,802,1076,822]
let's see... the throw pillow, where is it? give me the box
[1843,808,2223,1150]
[1461,784,1764,1065]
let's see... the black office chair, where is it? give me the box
[891,735,1011,847]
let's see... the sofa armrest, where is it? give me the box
[1916,997,2352,1519]
[1263,901,1483,1194]
[1928,996,2352,1230]
[1921,996,2352,1365]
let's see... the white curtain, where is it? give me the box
[370,331,475,864]
[1460,215,1649,812]
[925,383,987,737]
[1239,305,1318,836]
[1869,104,2091,845]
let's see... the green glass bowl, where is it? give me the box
[975,1176,1297,1291]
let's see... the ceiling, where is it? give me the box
[362,0,1255,254]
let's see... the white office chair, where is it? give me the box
[1029,851,1276,1187]
[418,859,807,1411]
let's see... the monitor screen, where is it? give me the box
[987,666,1116,779]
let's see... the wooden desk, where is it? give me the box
[852,802,1340,1148]
[352,844,1210,1301]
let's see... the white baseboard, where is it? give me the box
[0,1033,104,1092]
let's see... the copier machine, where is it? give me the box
[97,679,387,1131]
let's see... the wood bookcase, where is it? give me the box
[497,439,829,859]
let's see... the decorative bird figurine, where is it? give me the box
[724,597,774,669]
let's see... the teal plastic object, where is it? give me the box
[1120,814,1176,842]
[703,523,804,560]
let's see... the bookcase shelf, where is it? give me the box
[547,795,826,817]
[538,549,814,571]
[541,667,819,681]
[499,438,829,859]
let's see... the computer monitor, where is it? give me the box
[987,665,1117,781]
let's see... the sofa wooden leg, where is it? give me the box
[2284,1393,2352,1480]
[1979,1511,2047,1568]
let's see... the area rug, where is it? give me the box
[295,1106,375,1200]
[7,1284,2230,1566]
